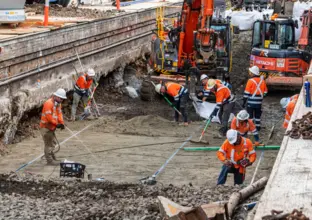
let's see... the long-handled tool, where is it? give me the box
[16,124,92,172]
[80,82,99,120]
[74,49,101,117]
[198,118,212,142]
[149,81,182,116]
[249,117,282,185]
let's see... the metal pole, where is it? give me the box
[44,0,49,26]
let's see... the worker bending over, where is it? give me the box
[207,79,235,136]
[199,74,232,101]
[217,129,256,185]
[71,68,95,121]
[243,66,268,131]
[155,82,189,126]
[40,89,67,165]
[280,94,299,129]
[231,110,261,146]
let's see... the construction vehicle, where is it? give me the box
[0,0,26,24]
[249,6,312,89]
[141,0,232,101]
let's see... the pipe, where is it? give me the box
[183,146,280,151]
[44,0,49,27]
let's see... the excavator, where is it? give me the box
[141,0,232,101]
[249,4,312,89]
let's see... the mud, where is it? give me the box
[25,3,124,19]
[0,172,262,220]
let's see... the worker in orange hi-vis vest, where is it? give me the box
[206,79,235,137]
[280,94,299,129]
[230,110,261,146]
[217,129,256,185]
[40,89,67,165]
[243,66,268,131]
[71,68,95,121]
[155,82,189,126]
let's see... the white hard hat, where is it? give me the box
[207,79,217,89]
[155,84,162,94]
[87,68,95,77]
[200,74,208,81]
[53,88,67,99]
[226,129,238,144]
[280,97,290,109]
[237,110,249,121]
[249,66,260,76]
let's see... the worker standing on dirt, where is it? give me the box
[243,66,268,131]
[280,94,299,128]
[231,110,261,146]
[206,79,235,136]
[71,68,95,121]
[155,82,189,126]
[40,89,67,165]
[199,74,232,101]
[217,129,256,185]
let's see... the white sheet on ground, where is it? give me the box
[193,101,216,120]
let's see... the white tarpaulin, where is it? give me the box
[292,1,312,41]
[193,101,216,120]
[226,9,274,30]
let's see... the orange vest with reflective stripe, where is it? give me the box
[214,84,232,105]
[40,98,64,131]
[217,137,256,173]
[283,99,297,129]
[244,77,268,107]
[230,117,257,135]
[165,82,183,98]
[75,74,92,91]
[290,94,299,101]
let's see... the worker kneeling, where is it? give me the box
[231,110,261,146]
[40,89,67,165]
[280,94,299,129]
[71,68,95,121]
[217,129,256,185]
[155,82,189,126]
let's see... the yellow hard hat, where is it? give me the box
[207,79,216,89]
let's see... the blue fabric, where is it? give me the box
[217,165,244,185]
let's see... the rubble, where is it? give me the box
[0,173,261,219]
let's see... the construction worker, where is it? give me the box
[199,74,232,101]
[217,129,256,185]
[155,82,189,126]
[71,68,95,121]
[231,110,261,146]
[207,79,235,136]
[280,94,299,129]
[40,89,67,165]
[243,66,268,131]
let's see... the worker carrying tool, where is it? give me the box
[155,82,189,126]
[243,66,268,131]
[217,129,256,185]
[199,74,232,101]
[40,88,67,165]
[280,94,299,129]
[206,79,235,136]
[71,68,95,121]
[231,110,261,146]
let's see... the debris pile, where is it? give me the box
[262,209,310,220]
[286,112,312,139]
[0,173,261,219]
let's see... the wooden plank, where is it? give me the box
[254,90,312,218]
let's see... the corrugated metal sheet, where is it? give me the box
[0,0,26,10]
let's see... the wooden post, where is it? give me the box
[116,0,120,11]
[44,0,49,26]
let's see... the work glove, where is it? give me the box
[56,124,65,130]
[223,159,232,167]
[238,158,251,168]
[254,141,261,147]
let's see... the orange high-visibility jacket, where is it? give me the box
[283,99,297,129]
[74,74,93,94]
[211,84,234,112]
[217,137,256,174]
[231,117,258,136]
[40,98,64,131]
[243,77,268,107]
[290,94,299,101]
[165,82,186,101]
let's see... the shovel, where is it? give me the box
[190,118,211,144]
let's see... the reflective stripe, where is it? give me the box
[219,148,226,154]
[255,119,261,121]
[249,150,256,155]
[247,100,263,104]
[250,78,263,98]
[45,111,52,114]
[284,119,290,123]
[230,149,237,164]
[40,120,46,124]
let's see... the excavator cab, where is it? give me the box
[250,18,311,89]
